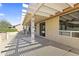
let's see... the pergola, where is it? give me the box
[21,3,78,42]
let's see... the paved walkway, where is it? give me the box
[0,32,79,56]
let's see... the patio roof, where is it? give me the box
[22,3,78,25]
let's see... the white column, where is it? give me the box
[25,26,27,36]
[31,17,35,43]
[26,26,29,34]
[70,31,72,37]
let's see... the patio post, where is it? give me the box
[31,17,35,43]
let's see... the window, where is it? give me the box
[59,10,79,38]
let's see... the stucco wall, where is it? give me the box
[0,32,18,44]
[0,33,7,43]
[15,25,23,32]
[46,16,79,49]
[36,16,79,49]
[7,32,18,40]
[45,17,59,39]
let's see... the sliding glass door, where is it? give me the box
[40,22,46,37]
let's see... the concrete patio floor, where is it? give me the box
[0,32,79,56]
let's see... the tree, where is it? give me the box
[0,20,12,29]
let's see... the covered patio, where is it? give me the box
[22,3,77,42]
[1,3,79,56]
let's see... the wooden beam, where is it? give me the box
[34,3,44,13]
[48,3,79,20]
[37,10,53,15]
[35,11,50,17]
[36,3,79,24]
[22,13,33,25]
[62,16,72,21]
[68,14,78,19]
[60,16,69,21]
[66,3,74,7]
[43,4,61,12]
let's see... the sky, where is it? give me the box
[0,3,23,25]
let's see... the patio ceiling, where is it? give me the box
[22,3,76,25]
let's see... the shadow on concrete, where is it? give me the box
[1,30,79,56]
[1,31,44,56]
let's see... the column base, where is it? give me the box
[31,40,36,43]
